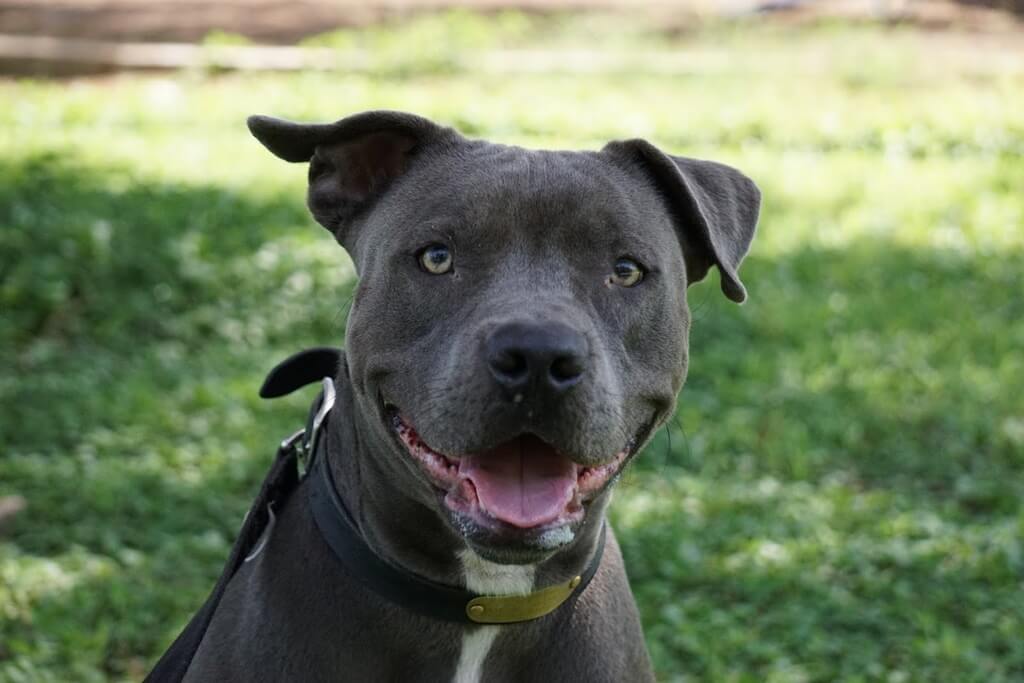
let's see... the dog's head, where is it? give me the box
[250,111,759,564]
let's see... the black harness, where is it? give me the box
[146,348,605,681]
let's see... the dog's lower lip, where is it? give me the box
[385,408,631,531]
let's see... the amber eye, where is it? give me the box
[611,257,644,287]
[418,244,453,275]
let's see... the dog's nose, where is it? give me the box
[485,321,588,397]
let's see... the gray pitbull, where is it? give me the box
[166,110,759,682]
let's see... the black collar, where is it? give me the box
[298,376,606,625]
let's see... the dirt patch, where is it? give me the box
[0,0,688,45]
[1,0,1020,45]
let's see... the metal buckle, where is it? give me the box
[280,428,306,452]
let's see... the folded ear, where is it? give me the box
[247,111,454,245]
[603,139,761,303]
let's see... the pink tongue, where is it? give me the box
[459,435,578,528]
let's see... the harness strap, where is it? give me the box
[144,438,301,682]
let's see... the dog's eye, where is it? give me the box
[610,258,644,287]
[418,244,453,275]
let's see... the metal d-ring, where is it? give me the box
[311,376,336,443]
[280,376,336,474]
[299,377,336,471]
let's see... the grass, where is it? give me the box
[2,11,1023,682]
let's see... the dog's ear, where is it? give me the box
[247,111,452,244]
[603,139,761,303]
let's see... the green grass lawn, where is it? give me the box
[2,12,1023,682]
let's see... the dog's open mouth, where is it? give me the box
[387,410,629,531]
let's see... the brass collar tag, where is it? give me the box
[465,575,583,624]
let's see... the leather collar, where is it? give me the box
[307,426,606,624]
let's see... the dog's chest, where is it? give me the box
[452,550,535,683]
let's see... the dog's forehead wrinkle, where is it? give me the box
[405,143,639,220]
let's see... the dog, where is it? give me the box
[149,110,760,682]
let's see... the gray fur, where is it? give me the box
[183,110,760,681]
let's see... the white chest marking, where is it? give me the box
[451,549,536,683]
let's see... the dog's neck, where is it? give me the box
[322,371,607,595]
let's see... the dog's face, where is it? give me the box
[250,112,759,564]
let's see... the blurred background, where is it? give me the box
[1,0,1022,680]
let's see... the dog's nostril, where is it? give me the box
[491,350,529,380]
[550,355,584,385]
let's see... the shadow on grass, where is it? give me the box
[2,151,356,451]
[636,239,1023,504]
[2,151,1022,680]
[1,151,317,349]
[621,237,1023,679]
